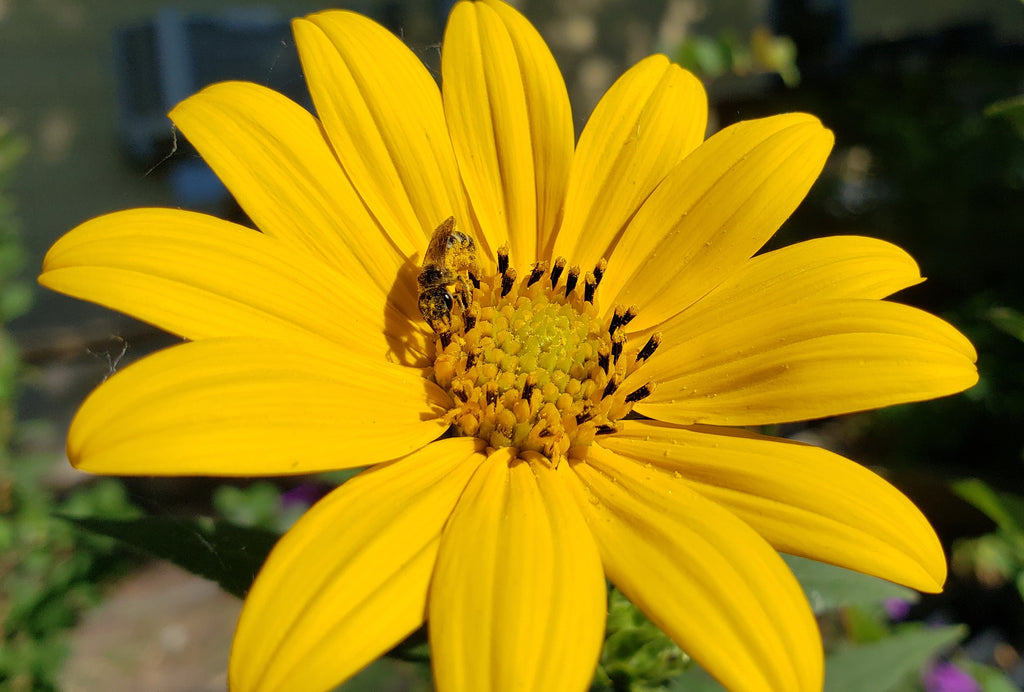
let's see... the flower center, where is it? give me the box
[429,247,659,466]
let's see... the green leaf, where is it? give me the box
[783,554,918,614]
[953,479,1024,538]
[61,515,280,599]
[666,665,726,692]
[985,95,1024,138]
[824,624,966,692]
[985,306,1024,342]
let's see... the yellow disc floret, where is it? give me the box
[429,246,658,467]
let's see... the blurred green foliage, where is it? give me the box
[213,481,310,533]
[0,126,140,690]
[595,588,689,690]
[673,26,800,87]
[953,479,1024,603]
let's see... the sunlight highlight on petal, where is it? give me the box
[39,208,430,367]
[170,81,419,318]
[602,420,946,591]
[430,450,606,692]
[231,438,486,692]
[602,114,834,331]
[641,235,924,336]
[638,299,978,425]
[570,446,822,692]
[68,338,449,476]
[443,0,573,265]
[551,56,707,265]
[294,11,471,251]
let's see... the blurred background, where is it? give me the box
[2,0,1024,689]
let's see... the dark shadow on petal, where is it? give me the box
[385,254,435,368]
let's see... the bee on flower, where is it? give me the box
[417,215,481,347]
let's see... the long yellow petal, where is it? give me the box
[601,420,946,592]
[430,450,606,692]
[293,11,471,251]
[39,208,430,367]
[169,81,419,319]
[230,438,486,692]
[636,299,978,425]
[68,338,448,476]
[570,446,822,692]
[442,0,574,265]
[551,56,707,265]
[601,114,834,331]
[634,235,923,344]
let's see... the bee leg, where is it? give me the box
[454,277,472,313]
[468,269,480,289]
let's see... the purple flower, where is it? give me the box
[922,661,981,692]
[281,483,326,509]
[884,597,912,621]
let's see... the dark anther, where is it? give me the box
[564,266,580,296]
[624,383,653,403]
[500,268,517,298]
[602,375,621,399]
[598,350,610,373]
[620,305,638,330]
[465,351,476,370]
[550,257,567,287]
[468,270,480,289]
[636,333,662,364]
[593,258,607,286]
[521,374,537,401]
[497,245,510,275]
[464,311,477,331]
[611,333,624,364]
[608,305,626,335]
[584,272,597,303]
[452,383,470,402]
[527,262,547,287]
[595,424,617,435]
[575,406,595,424]
[485,385,498,407]
[440,333,451,349]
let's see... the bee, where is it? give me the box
[418,216,480,346]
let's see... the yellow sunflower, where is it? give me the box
[39,1,978,691]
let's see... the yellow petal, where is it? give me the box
[643,235,923,339]
[442,0,573,265]
[637,299,978,425]
[551,56,707,265]
[39,208,430,367]
[570,445,822,692]
[68,338,448,476]
[602,420,946,592]
[293,11,471,251]
[231,438,486,692]
[601,114,834,331]
[169,81,419,318]
[430,450,606,692]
